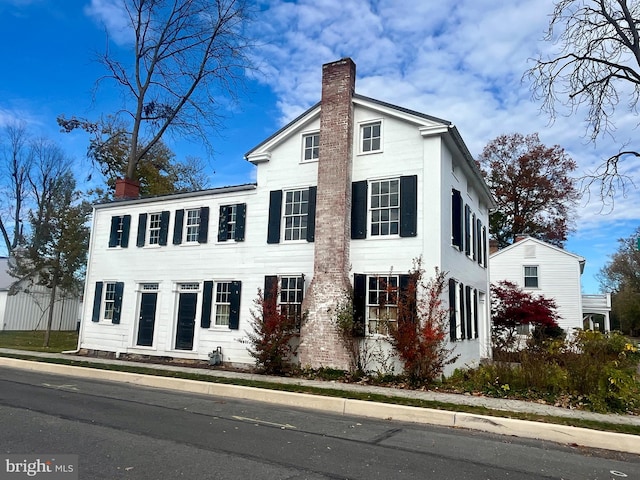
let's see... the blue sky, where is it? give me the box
[1,0,639,293]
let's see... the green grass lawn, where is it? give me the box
[0,330,78,352]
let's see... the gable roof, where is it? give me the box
[244,94,495,208]
[490,236,586,273]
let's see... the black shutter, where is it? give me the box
[474,289,479,338]
[108,217,120,247]
[472,214,477,261]
[452,189,462,249]
[229,281,242,330]
[264,275,279,308]
[398,273,417,321]
[306,186,317,242]
[173,209,184,244]
[464,205,471,256]
[120,215,131,248]
[267,190,282,244]
[476,218,483,265]
[353,274,366,336]
[400,175,417,237]
[136,213,147,247]
[218,206,229,242]
[448,278,457,341]
[159,211,170,245]
[235,203,246,242]
[201,281,213,328]
[198,207,209,243]
[92,282,103,322]
[351,181,367,239]
[112,282,124,324]
[482,226,488,267]
[459,282,466,340]
[465,285,472,340]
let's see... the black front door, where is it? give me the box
[175,292,197,350]
[136,292,157,347]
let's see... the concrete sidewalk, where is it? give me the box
[0,348,639,455]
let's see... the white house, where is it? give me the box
[78,58,496,375]
[489,236,611,333]
[0,257,81,332]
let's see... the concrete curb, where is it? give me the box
[1,357,638,455]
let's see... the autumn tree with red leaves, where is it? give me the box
[477,133,578,249]
[491,281,562,352]
[387,262,458,386]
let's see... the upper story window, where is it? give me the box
[361,121,381,153]
[148,213,162,245]
[108,215,131,248]
[284,189,309,241]
[370,179,400,236]
[524,266,539,288]
[367,275,398,335]
[173,207,209,245]
[136,211,169,247]
[218,204,246,242]
[302,132,319,161]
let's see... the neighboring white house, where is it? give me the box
[78,58,496,375]
[489,236,611,333]
[0,257,81,331]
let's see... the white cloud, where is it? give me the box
[84,0,133,46]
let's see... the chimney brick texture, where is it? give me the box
[298,59,356,369]
[114,178,140,199]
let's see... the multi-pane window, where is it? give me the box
[361,121,381,152]
[284,189,309,241]
[280,276,304,329]
[303,133,319,161]
[103,282,117,321]
[148,213,162,245]
[524,266,539,288]
[114,217,125,246]
[370,179,399,236]
[215,282,231,326]
[185,209,201,242]
[367,275,398,335]
[223,205,237,240]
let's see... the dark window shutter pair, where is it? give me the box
[173,207,209,244]
[267,189,316,244]
[218,204,247,242]
[448,278,457,341]
[451,189,463,249]
[137,211,171,247]
[91,281,124,324]
[351,176,417,239]
[109,215,131,247]
[201,281,242,330]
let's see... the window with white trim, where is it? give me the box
[185,209,201,242]
[524,266,539,288]
[361,121,381,153]
[367,275,398,335]
[370,179,399,236]
[222,205,237,240]
[283,189,309,241]
[302,132,319,161]
[215,282,231,326]
[280,276,304,329]
[103,282,117,321]
[148,213,162,245]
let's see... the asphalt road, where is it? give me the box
[0,367,638,479]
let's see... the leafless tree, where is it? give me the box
[59,0,254,182]
[0,122,32,255]
[526,0,640,202]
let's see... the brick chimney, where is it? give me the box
[298,58,356,369]
[115,178,140,199]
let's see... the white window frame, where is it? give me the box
[302,131,320,162]
[184,209,201,243]
[279,276,304,330]
[366,275,398,336]
[147,212,162,245]
[214,281,232,327]
[114,216,125,247]
[360,120,382,154]
[103,282,117,322]
[524,265,539,289]
[369,178,400,237]
[283,189,309,241]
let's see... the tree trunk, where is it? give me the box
[43,279,57,348]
